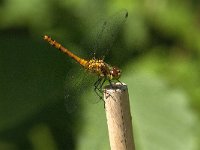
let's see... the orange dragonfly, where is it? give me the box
[44,10,128,111]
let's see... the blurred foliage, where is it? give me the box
[0,0,200,149]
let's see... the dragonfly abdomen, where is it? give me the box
[43,35,121,80]
[44,35,88,67]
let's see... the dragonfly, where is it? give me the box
[43,10,128,111]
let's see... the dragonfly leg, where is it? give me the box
[99,77,107,90]
[96,77,107,95]
[94,77,102,87]
[108,80,114,88]
[94,77,107,99]
[117,79,123,85]
[99,79,115,102]
[96,78,107,108]
[94,77,103,99]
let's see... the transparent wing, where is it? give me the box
[59,10,128,113]
[84,9,128,59]
[64,65,97,113]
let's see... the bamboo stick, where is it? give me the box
[104,83,135,150]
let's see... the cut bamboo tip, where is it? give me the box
[103,82,135,150]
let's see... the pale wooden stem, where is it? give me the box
[104,83,135,150]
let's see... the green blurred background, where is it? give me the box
[0,0,200,150]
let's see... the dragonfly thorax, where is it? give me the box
[86,59,121,80]
[86,59,109,77]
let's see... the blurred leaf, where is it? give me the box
[142,1,200,53]
[28,124,58,150]
[76,93,109,150]
[0,141,17,150]
[0,0,52,31]
[0,34,66,132]
[133,51,200,109]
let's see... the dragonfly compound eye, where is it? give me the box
[110,67,121,79]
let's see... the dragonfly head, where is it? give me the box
[109,67,121,80]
